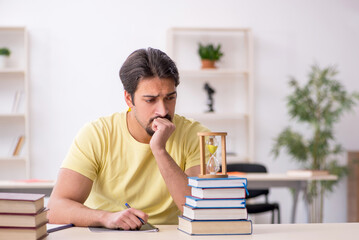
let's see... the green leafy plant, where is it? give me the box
[272,64,359,222]
[0,48,11,57]
[198,43,223,61]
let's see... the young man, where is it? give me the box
[47,48,209,230]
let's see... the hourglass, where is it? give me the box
[206,136,219,174]
[198,132,228,178]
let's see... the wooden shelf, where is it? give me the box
[0,156,26,161]
[180,112,248,121]
[0,26,26,31]
[170,27,251,33]
[0,69,25,74]
[0,26,29,179]
[180,69,249,78]
[167,27,254,162]
[0,113,25,118]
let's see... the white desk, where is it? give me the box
[0,174,337,223]
[46,223,359,240]
[245,173,337,223]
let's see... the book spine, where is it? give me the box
[11,90,23,113]
[177,228,252,236]
[189,185,246,189]
[12,135,25,156]
[185,204,246,209]
[191,187,246,199]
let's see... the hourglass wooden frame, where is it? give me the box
[198,132,228,178]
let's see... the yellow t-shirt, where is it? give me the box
[61,111,209,224]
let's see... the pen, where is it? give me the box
[125,203,145,224]
[47,223,74,233]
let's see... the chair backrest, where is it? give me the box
[227,163,269,199]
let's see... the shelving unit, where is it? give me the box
[167,27,254,163]
[0,27,30,179]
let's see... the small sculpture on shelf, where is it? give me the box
[204,82,215,112]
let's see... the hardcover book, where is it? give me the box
[188,176,247,188]
[191,187,246,199]
[0,192,45,214]
[183,205,248,220]
[178,215,252,235]
[0,208,48,228]
[185,196,246,208]
[0,222,48,240]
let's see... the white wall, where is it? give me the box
[1,0,358,223]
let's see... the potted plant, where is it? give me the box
[271,64,359,223]
[0,47,11,69]
[198,43,224,69]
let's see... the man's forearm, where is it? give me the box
[48,168,148,230]
[152,149,191,211]
[48,198,108,227]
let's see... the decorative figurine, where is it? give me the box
[204,82,215,112]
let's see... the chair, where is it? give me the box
[226,163,281,224]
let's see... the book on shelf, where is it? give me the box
[12,90,24,113]
[178,215,252,235]
[0,208,48,228]
[0,222,48,240]
[186,196,246,208]
[183,205,248,220]
[188,176,247,188]
[287,169,329,177]
[12,135,25,156]
[0,192,45,214]
[191,186,246,199]
[14,179,53,183]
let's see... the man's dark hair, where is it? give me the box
[119,47,179,104]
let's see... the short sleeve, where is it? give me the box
[61,122,105,181]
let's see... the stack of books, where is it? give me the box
[178,176,252,235]
[0,192,48,240]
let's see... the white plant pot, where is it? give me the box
[0,55,8,69]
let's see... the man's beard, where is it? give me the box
[145,114,172,136]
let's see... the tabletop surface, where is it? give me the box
[244,173,338,181]
[45,223,359,240]
[0,173,338,189]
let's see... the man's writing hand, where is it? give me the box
[103,208,148,230]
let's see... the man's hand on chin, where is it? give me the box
[149,117,175,153]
